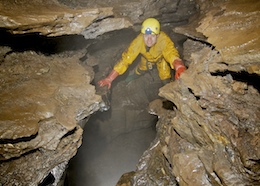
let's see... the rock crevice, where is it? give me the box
[0,0,259,185]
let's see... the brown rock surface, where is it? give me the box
[196,0,260,65]
[116,0,259,185]
[0,0,132,38]
[175,0,260,71]
[127,0,260,185]
[159,47,259,185]
[0,49,101,184]
[0,0,259,185]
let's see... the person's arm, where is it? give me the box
[113,34,143,75]
[161,32,186,79]
[98,34,142,89]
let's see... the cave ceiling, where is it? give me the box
[0,0,259,71]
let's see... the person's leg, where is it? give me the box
[125,57,147,83]
[156,59,172,84]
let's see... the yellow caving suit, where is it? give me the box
[113,31,180,80]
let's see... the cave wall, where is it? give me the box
[0,0,197,185]
[0,0,259,185]
[118,0,260,185]
[0,50,102,185]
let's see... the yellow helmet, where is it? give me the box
[141,18,160,35]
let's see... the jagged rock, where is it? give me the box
[175,0,260,69]
[81,18,132,39]
[118,0,260,186]
[59,0,197,24]
[0,0,197,38]
[0,125,82,185]
[159,46,259,185]
[0,49,101,185]
[196,0,260,66]
[0,0,259,185]
[0,0,131,37]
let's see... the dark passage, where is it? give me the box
[64,26,186,186]
[65,110,157,186]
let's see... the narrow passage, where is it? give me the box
[65,110,156,186]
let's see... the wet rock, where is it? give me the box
[0,125,82,186]
[148,99,176,118]
[196,0,260,65]
[0,50,101,185]
[175,0,260,67]
[120,1,260,186]
[0,0,132,38]
[0,0,259,185]
[116,171,135,186]
[59,0,197,24]
[157,46,259,185]
[81,18,132,39]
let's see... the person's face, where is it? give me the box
[143,34,158,47]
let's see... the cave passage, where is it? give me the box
[65,110,157,186]
[62,27,180,186]
[0,28,90,55]
[0,26,182,186]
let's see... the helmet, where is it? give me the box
[141,18,160,35]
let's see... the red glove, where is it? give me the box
[98,70,119,89]
[173,59,186,79]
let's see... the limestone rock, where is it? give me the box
[196,0,260,66]
[125,0,260,185]
[60,0,197,24]
[175,0,260,70]
[0,0,131,37]
[159,46,259,185]
[0,0,259,185]
[0,125,82,185]
[0,49,101,185]
[0,0,197,38]
[81,17,132,39]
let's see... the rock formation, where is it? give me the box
[117,0,260,185]
[0,50,102,185]
[0,0,259,185]
[0,0,132,38]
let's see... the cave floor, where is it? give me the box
[65,111,156,186]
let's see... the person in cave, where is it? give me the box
[98,17,186,89]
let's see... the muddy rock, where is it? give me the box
[0,0,259,185]
[117,1,260,186]
[0,0,132,38]
[0,49,101,185]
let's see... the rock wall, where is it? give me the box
[0,0,132,38]
[0,0,133,185]
[0,50,101,185]
[0,0,259,185]
[117,0,259,185]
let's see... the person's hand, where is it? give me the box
[173,59,186,79]
[98,78,112,89]
[98,70,119,89]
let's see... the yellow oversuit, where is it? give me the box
[113,31,180,80]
